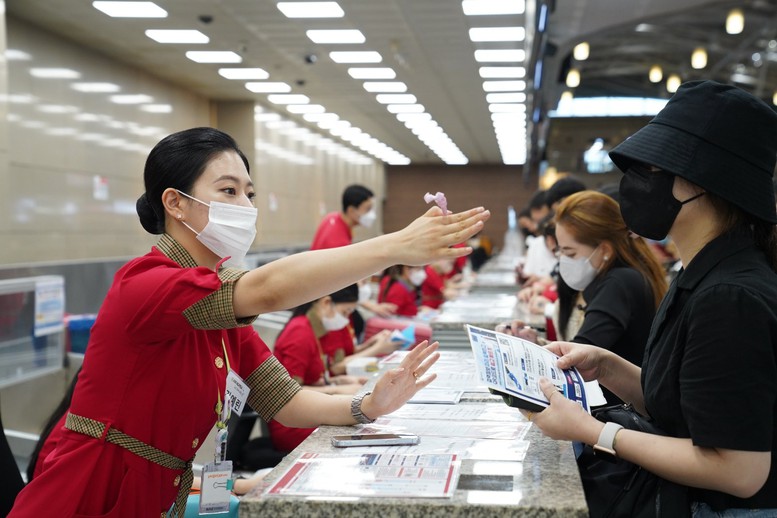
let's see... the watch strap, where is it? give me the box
[351,391,375,424]
[595,422,624,455]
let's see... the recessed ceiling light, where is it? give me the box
[474,49,525,62]
[141,104,173,113]
[479,66,526,78]
[462,0,525,16]
[489,103,525,113]
[245,82,291,93]
[109,94,154,104]
[469,27,526,42]
[30,68,81,79]
[396,113,432,122]
[386,104,425,113]
[92,1,167,18]
[286,104,326,114]
[277,1,344,18]
[347,67,396,79]
[303,113,339,123]
[219,68,269,80]
[329,51,382,63]
[145,30,209,44]
[486,92,526,103]
[363,82,407,92]
[376,94,417,104]
[483,80,526,92]
[185,51,242,63]
[267,94,310,104]
[6,49,31,61]
[307,30,365,44]
[71,82,121,93]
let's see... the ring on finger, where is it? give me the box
[412,371,419,379]
[526,411,534,422]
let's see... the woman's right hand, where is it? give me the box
[544,341,608,382]
[391,207,490,266]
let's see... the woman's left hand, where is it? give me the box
[361,340,440,419]
[520,378,601,444]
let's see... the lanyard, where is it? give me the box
[215,338,231,430]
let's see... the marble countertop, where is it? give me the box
[241,419,588,517]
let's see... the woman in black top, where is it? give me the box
[527,81,777,516]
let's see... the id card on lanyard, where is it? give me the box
[200,338,250,514]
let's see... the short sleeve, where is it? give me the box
[575,270,639,348]
[183,267,257,329]
[680,284,777,451]
[245,356,302,422]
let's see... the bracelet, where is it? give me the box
[351,391,376,424]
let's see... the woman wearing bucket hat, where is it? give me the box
[521,80,777,517]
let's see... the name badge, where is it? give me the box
[225,370,249,416]
[199,461,233,514]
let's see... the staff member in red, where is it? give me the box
[9,127,489,518]
[310,184,375,250]
[379,265,427,316]
[269,284,367,452]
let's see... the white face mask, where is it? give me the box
[322,310,350,332]
[558,247,600,291]
[359,209,377,228]
[178,190,257,268]
[408,269,427,286]
[358,283,373,303]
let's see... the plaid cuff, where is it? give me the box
[183,267,257,329]
[246,356,302,422]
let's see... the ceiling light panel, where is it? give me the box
[363,82,407,93]
[375,94,417,104]
[109,94,153,104]
[330,51,382,63]
[474,49,525,62]
[462,0,525,16]
[276,2,344,18]
[30,68,81,79]
[145,30,208,44]
[482,80,526,91]
[186,51,242,63]
[245,82,291,93]
[71,82,121,93]
[469,27,526,42]
[267,94,310,104]
[286,104,326,114]
[479,66,526,78]
[347,68,396,79]
[92,1,167,18]
[486,92,526,103]
[306,30,365,44]
[219,68,270,80]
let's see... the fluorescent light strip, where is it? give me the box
[348,68,396,79]
[489,103,525,113]
[469,27,526,42]
[483,80,526,92]
[267,94,310,104]
[92,1,167,17]
[479,66,526,78]
[109,94,154,104]
[386,104,425,113]
[141,104,173,113]
[286,104,326,114]
[474,49,525,62]
[303,113,339,123]
[277,2,344,18]
[486,92,526,103]
[145,30,208,43]
[245,82,291,93]
[71,82,120,93]
[307,30,365,44]
[219,68,269,80]
[363,82,407,92]
[462,0,525,15]
[376,94,417,104]
[186,51,242,63]
[330,51,382,63]
[30,68,81,79]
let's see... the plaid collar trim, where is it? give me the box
[156,234,199,269]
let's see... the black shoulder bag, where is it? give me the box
[579,403,690,518]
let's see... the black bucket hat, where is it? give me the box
[609,80,777,223]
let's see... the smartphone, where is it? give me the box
[331,433,420,448]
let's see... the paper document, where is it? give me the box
[267,452,459,498]
[466,325,590,413]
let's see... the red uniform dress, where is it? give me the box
[378,277,418,316]
[420,265,445,309]
[310,212,352,250]
[10,235,300,518]
[269,312,335,452]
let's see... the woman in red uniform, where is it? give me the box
[9,127,489,518]
[270,284,366,452]
[378,265,426,316]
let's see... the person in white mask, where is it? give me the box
[378,264,429,317]
[10,127,490,518]
[501,191,667,405]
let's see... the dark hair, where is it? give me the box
[380,265,413,301]
[27,368,81,482]
[136,127,250,234]
[528,190,547,211]
[342,185,374,213]
[546,177,586,207]
[707,193,777,273]
[288,284,359,319]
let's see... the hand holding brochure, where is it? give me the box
[465,325,590,413]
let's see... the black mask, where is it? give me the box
[619,166,705,240]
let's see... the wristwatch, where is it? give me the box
[593,422,624,461]
[351,391,376,424]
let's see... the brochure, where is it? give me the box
[465,324,590,413]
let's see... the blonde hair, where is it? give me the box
[555,191,667,308]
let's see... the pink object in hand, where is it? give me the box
[424,191,447,214]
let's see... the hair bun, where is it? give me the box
[136,193,163,234]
